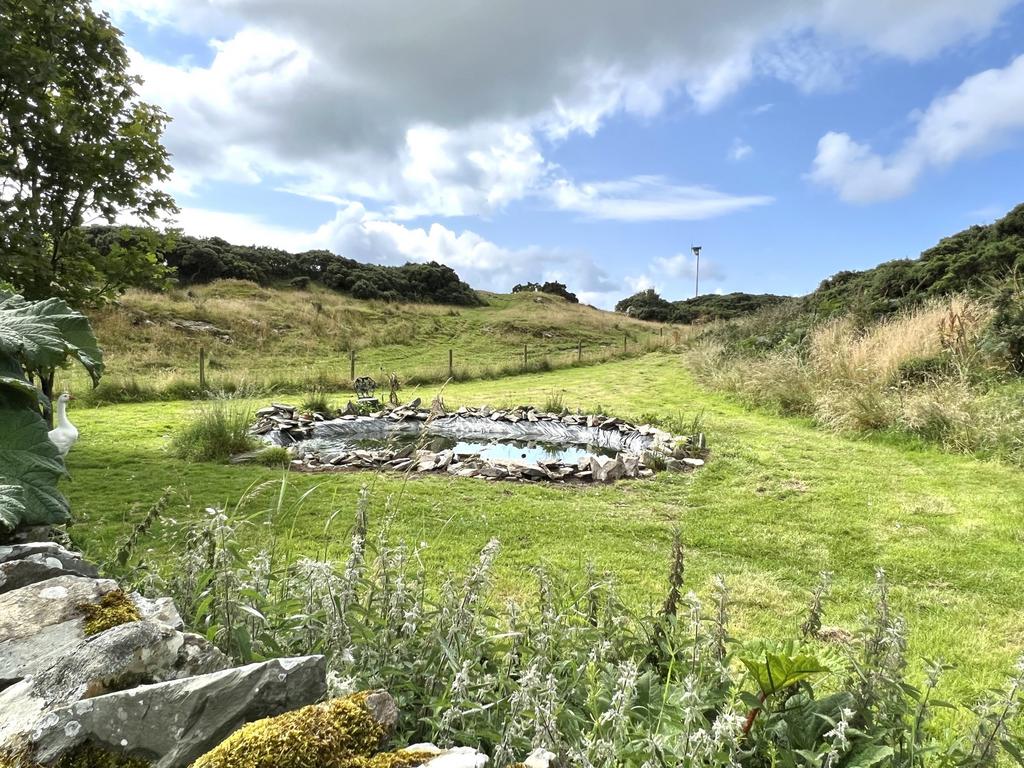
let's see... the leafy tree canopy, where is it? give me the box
[0,0,176,308]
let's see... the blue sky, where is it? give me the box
[100,0,1024,306]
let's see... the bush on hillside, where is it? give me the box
[82,227,483,307]
[615,289,789,323]
[811,202,1024,318]
[511,281,579,303]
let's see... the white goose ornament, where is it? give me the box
[48,392,79,458]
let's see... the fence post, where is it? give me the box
[199,347,206,391]
[523,343,528,369]
[623,334,628,353]
[350,350,356,382]
[577,339,582,361]
[448,349,453,378]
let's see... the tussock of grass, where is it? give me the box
[688,296,1024,463]
[170,399,258,462]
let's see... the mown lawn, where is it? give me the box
[64,352,1024,709]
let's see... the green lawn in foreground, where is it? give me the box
[63,352,1024,709]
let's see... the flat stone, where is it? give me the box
[30,655,327,768]
[0,621,231,747]
[130,592,184,630]
[0,575,119,686]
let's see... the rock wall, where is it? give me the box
[253,402,706,482]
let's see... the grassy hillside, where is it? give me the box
[64,353,1024,719]
[66,280,677,401]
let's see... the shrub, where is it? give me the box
[170,399,257,462]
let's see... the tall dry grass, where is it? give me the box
[687,296,1024,463]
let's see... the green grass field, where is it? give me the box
[64,351,1024,712]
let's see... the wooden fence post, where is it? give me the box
[350,350,356,382]
[199,347,206,390]
[623,334,628,353]
[577,339,582,361]
[448,349,453,378]
[523,343,528,369]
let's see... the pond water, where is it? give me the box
[311,432,621,464]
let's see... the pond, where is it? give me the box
[306,432,621,464]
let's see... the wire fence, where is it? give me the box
[64,327,692,404]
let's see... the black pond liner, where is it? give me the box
[271,414,659,461]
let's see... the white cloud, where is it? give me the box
[549,176,772,222]
[810,53,1024,202]
[109,0,1019,219]
[729,138,754,161]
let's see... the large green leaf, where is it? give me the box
[0,293,104,384]
[0,402,69,530]
[0,485,26,533]
[740,647,830,696]
[0,351,39,409]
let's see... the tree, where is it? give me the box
[0,0,177,308]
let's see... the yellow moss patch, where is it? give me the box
[338,751,435,768]
[77,590,142,637]
[191,692,423,768]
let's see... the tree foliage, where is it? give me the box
[84,227,484,306]
[511,281,579,303]
[0,0,176,307]
[0,292,104,532]
[810,202,1024,318]
[615,289,788,323]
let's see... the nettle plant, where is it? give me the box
[0,292,103,532]
[109,481,1024,768]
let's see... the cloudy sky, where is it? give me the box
[99,0,1024,306]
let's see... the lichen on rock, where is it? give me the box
[77,590,141,636]
[190,691,421,768]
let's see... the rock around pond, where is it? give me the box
[249,403,707,483]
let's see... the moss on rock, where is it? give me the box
[0,742,150,768]
[77,590,142,637]
[191,692,429,768]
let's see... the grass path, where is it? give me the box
[65,352,1024,705]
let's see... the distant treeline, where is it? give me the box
[615,290,788,323]
[84,226,483,306]
[615,202,1024,324]
[511,281,579,303]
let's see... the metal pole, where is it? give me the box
[695,250,700,298]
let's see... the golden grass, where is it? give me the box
[63,281,691,401]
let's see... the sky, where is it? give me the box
[97,0,1024,307]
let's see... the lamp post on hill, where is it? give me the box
[691,245,702,297]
